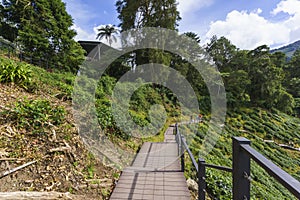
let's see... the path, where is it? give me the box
[110,126,190,199]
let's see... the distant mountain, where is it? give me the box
[271,40,300,59]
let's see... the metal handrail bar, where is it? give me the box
[204,163,232,172]
[175,125,300,199]
[180,134,199,172]
[241,143,300,198]
[176,123,234,200]
[176,123,232,173]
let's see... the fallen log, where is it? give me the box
[0,191,74,200]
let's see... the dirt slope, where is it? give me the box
[0,84,119,199]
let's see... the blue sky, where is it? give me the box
[62,0,300,49]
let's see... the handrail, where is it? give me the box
[175,123,233,200]
[241,142,300,198]
[181,134,199,172]
[204,163,232,172]
[176,123,230,173]
[175,124,300,200]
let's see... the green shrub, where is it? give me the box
[32,67,76,98]
[129,110,149,127]
[3,98,65,132]
[0,57,32,88]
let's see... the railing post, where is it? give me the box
[175,123,184,171]
[233,137,251,200]
[181,136,185,172]
[198,158,206,200]
[176,123,181,156]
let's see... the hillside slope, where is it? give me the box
[271,40,300,58]
[1,55,299,199]
[0,58,120,199]
[0,55,169,199]
[182,107,300,199]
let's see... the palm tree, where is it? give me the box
[96,24,118,46]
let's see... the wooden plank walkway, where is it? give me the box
[110,126,190,200]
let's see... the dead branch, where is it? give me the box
[49,141,72,153]
[49,146,71,153]
[278,144,300,151]
[0,160,37,179]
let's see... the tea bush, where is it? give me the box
[182,107,300,199]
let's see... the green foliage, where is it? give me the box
[32,66,75,98]
[184,32,201,43]
[0,57,32,88]
[96,99,115,129]
[0,36,16,54]
[226,70,251,106]
[116,0,181,68]
[93,75,179,140]
[206,36,295,114]
[85,152,96,179]
[206,36,237,71]
[116,0,181,30]
[286,50,300,96]
[3,98,65,132]
[1,0,85,72]
[183,108,300,199]
[96,75,116,98]
[294,98,300,117]
[96,24,118,46]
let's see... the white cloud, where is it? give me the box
[63,0,99,41]
[177,0,213,17]
[205,10,290,49]
[271,0,300,43]
[72,24,96,41]
[271,0,300,15]
[204,0,300,49]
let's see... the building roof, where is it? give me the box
[78,40,118,60]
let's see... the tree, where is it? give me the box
[245,45,294,111]
[96,24,119,46]
[286,49,300,97]
[206,36,237,72]
[205,36,250,106]
[285,49,300,115]
[116,0,180,31]
[184,32,200,43]
[270,51,287,69]
[172,32,206,94]
[205,36,294,112]
[115,0,181,67]
[1,0,85,73]
[0,2,18,42]
[1,0,33,42]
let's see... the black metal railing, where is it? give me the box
[175,123,300,200]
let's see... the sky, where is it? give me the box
[62,0,300,50]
